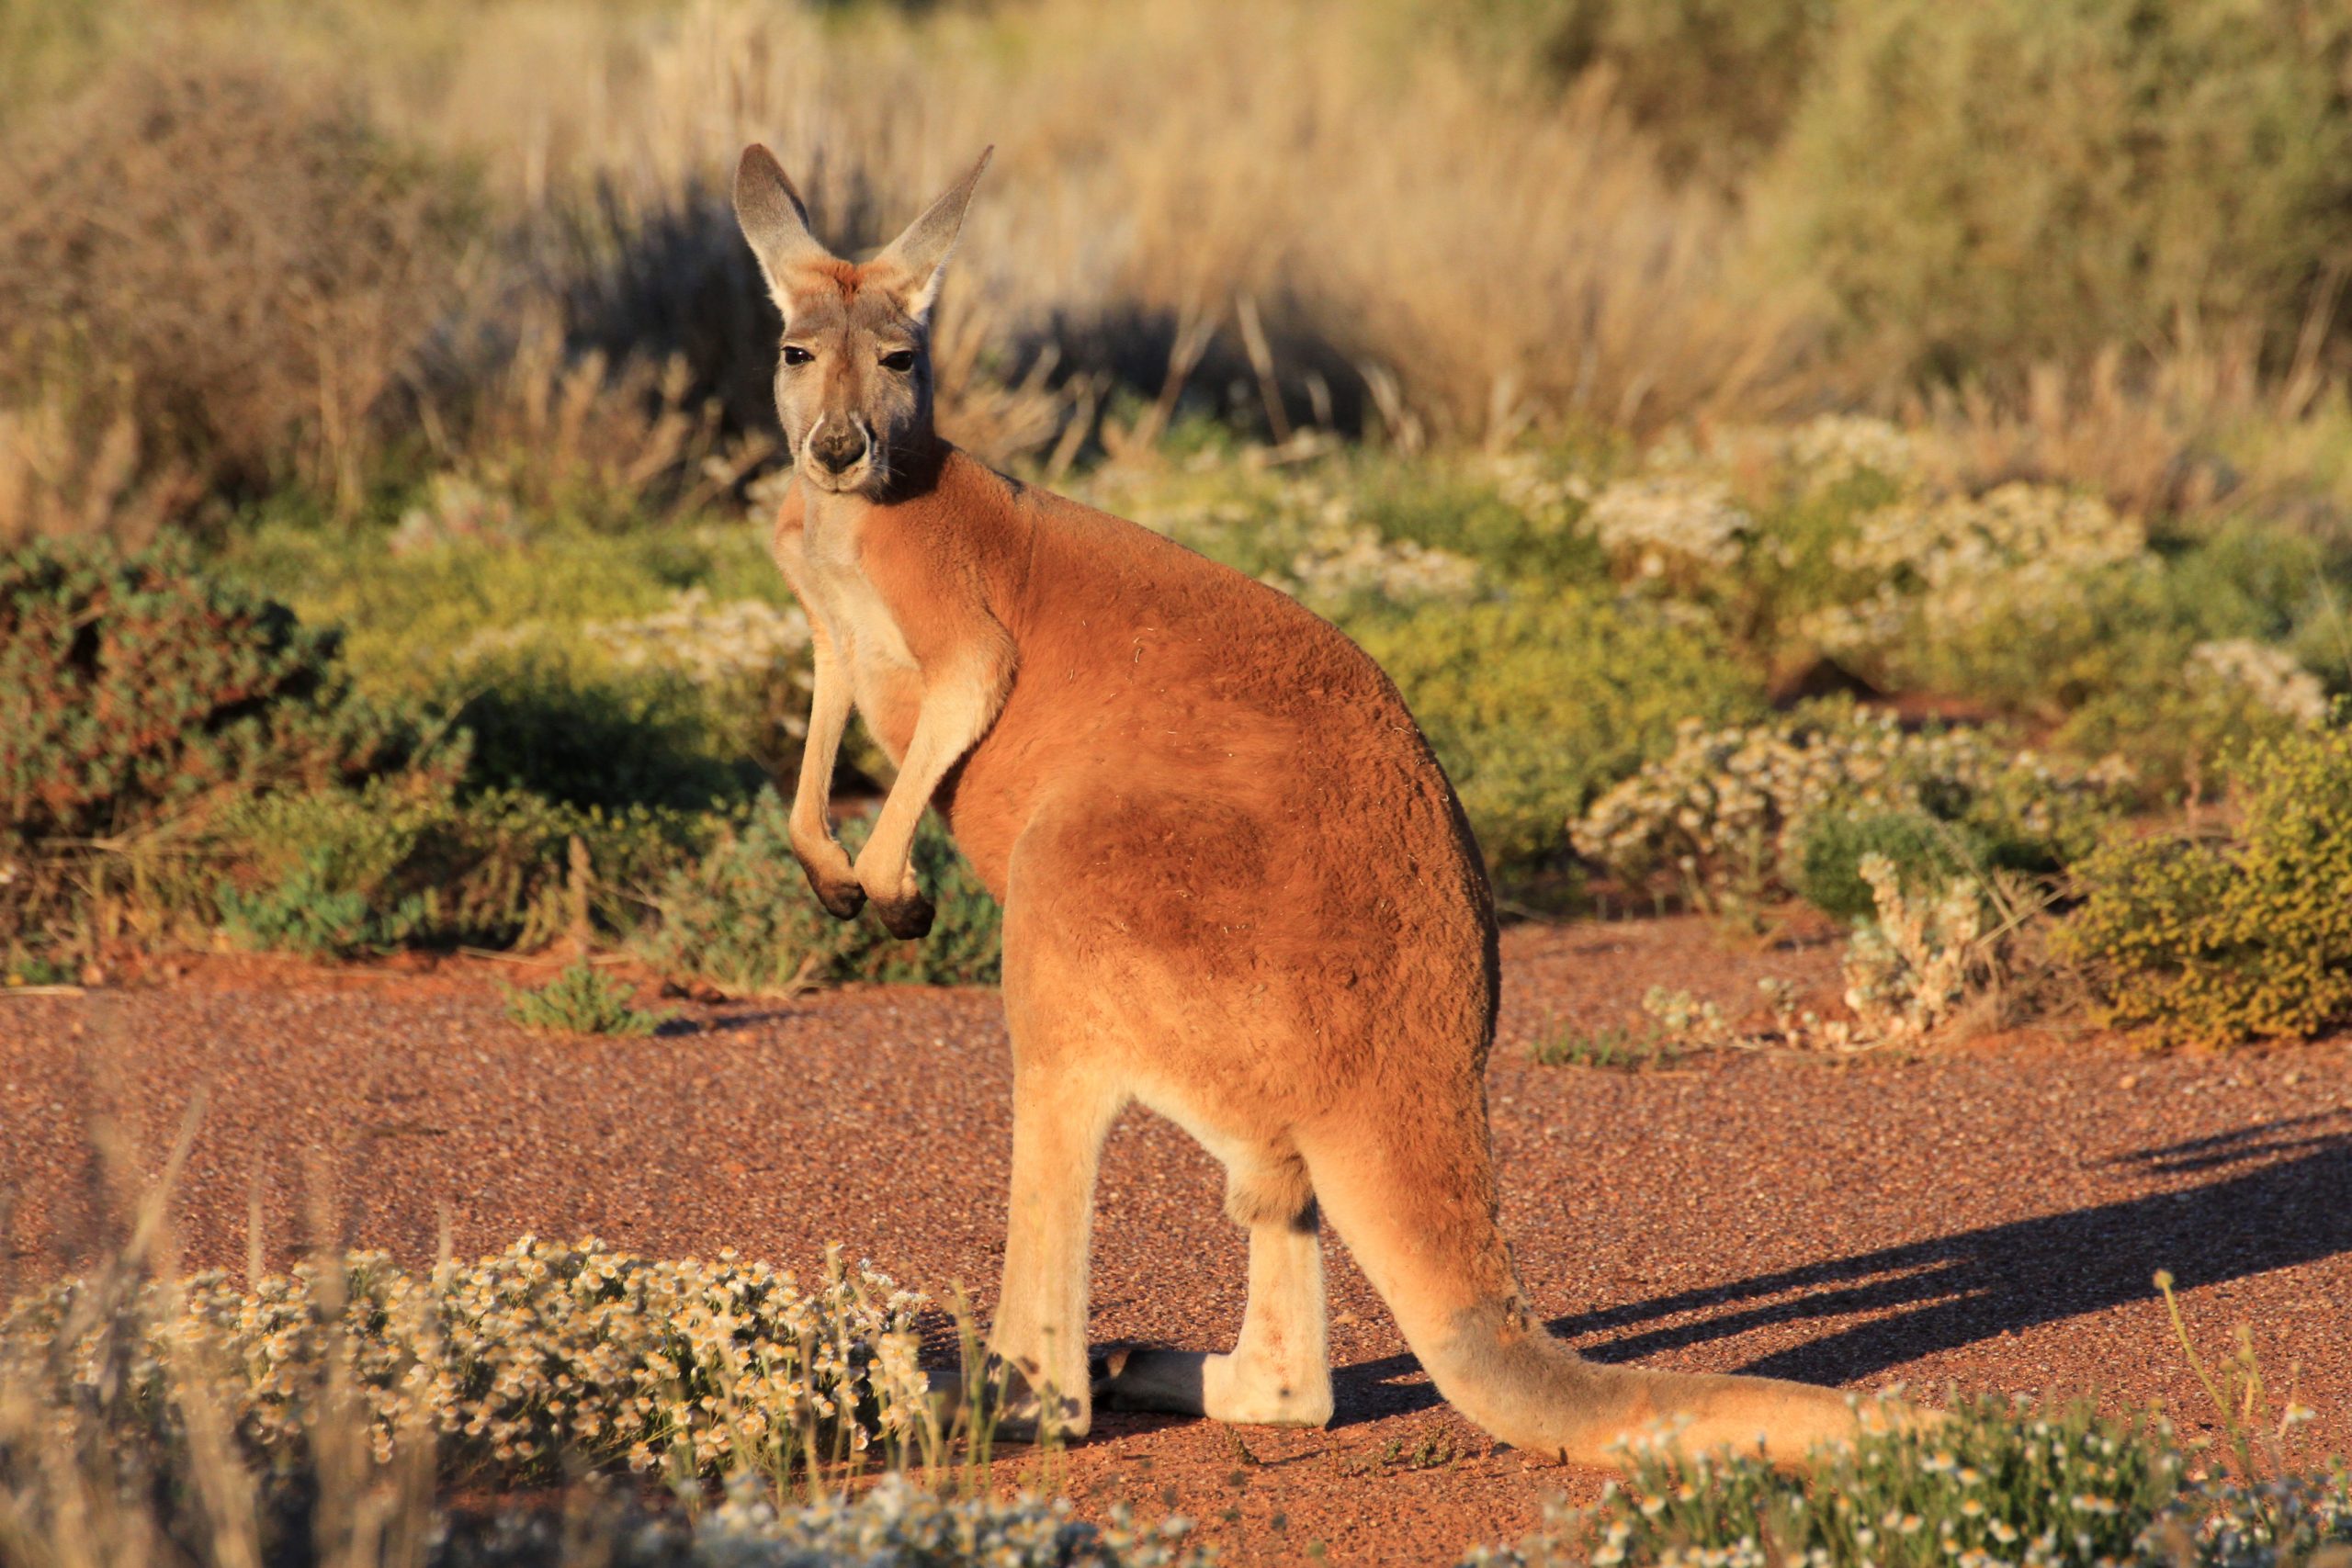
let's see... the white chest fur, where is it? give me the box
[797,499,918,711]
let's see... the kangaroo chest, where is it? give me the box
[794,505,922,755]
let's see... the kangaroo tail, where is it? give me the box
[1301,1098,1890,1467]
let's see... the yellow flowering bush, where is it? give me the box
[2055,724,2352,1047]
[0,1237,930,1483]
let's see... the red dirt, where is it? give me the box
[4,916,2349,1566]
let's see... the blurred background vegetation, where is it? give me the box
[9,0,2352,1047]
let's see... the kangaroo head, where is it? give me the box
[732,143,990,499]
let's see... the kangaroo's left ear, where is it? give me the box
[870,147,993,321]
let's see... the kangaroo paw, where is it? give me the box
[876,891,934,940]
[795,843,865,920]
[812,879,867,920]
[1095,1346,1206,1416]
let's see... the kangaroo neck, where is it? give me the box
[798,479,876,550]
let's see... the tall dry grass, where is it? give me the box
[7,0,2352,546]
[394,0,1810,442]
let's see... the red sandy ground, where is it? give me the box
[3,916,2348,1566]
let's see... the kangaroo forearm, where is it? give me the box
[790,632,854,851]
[792,671,853,843]
[861,661,1000,872]
[854,647,1009,908]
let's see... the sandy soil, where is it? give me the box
[3,916,2348,1566]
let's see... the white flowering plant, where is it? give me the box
[1459,1393,2349,1568]
[1571,703,2125,911]
[0,1237,932,1486]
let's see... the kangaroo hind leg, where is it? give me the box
[986,1051,1122,1440]
[1100,1142,1334,1427]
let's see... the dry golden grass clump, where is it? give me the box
[0,58,473,539]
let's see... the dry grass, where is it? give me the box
[0,58,471,536]
[413,0,1811,441]
[6,0,2352,544]
[1908,329,2352,532]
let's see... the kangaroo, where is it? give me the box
[733,142,1895,1466]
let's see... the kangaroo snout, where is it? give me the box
[807,416,872,478]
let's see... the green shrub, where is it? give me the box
[229,520,818,810]
[1358,455,1611,588]
[1793,807,1987,923]
[214,848,431,958]
[454,655,769,813]
[502,960,676,1037]
[1767,0,2352,379]
[206,776,705,955]
[637,791,1001,995]
[1463,1395,2352,1568]
[1573,702,2122,910]
[2055,723,2352,1047]
[1464,1393,2186,1568]
[0,540,437,847]
[1353,588,1763,876]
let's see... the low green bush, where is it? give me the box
[0,539,435,845]
[454,654,769,814]
[1792,807,1987,924]
[2056,723,2352,1047]
[1353,587,1762,877]
[1358,455,1611,589]
[206,776,706,956]
[229,519,819,810]
[502,960,677,1037]
[637,791,1002,994]
[214,848,432,958]
[1463,1392,2352,1568]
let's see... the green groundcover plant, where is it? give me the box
[502,960,678,1037]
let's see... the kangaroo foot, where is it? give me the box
[1096,1346,1333,1427]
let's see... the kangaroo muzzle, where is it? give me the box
[808,416,872,477]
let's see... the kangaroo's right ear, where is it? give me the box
[734,144,833,306]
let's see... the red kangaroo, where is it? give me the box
[733,141,1901,1463]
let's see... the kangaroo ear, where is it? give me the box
[734,144,833,305]
[871,147,993,321]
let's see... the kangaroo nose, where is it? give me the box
[810,423,867,473]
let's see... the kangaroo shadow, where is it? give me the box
[1331,1111,2352,1425]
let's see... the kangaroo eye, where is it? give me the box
[879,349,917,373]
[781,344,815,367]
